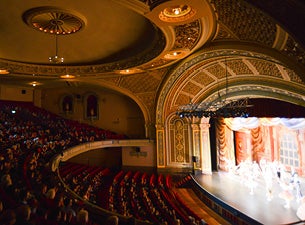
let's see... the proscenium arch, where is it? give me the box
[193,78,305,108]
[155,43,305,170]
[156,43,305,125]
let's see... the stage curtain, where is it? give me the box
[224,117,259,131]
[216,118,235,171]
[261,118,305,130]
[216,118,226,170]
[225,117,305,131]
[251,126,264,163]
[235,132,249,164]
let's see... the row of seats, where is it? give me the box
[59,161,205,225]
[0,100,125,225]
[0,100,206,225]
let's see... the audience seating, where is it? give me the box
[0,100,204,225]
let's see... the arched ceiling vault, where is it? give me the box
[157,46,305,123]
[0,0,305,125]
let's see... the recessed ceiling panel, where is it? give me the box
[0,0,159,65]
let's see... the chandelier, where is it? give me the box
[176,58,251,118]
[22,7,87,64]
[49,34,64,64]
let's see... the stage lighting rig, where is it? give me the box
[176,58,252,118]
[176,97,251,118]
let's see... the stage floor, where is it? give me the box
[192,172,305,225]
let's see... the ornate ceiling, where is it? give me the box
[0,0,305,123]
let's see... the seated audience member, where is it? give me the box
[174,219,181,225]
[45,208,67,225]
[44,186,57,209]
[200,219,208,225]
[18,188,31,205]
[105,215,119,225]
[1,174,13,194]
[15,205,34,225]
[62,197,76,223]
[0,200,4,215]
[0,209,16,225]
[76,208,89,225]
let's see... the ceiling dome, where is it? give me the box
[0,1,164,67]
[22,7,86,35]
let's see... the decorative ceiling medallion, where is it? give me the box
[163,49,190,60]
[159,5,196,23]
[23,7,86,35]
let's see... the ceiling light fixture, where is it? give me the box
[116,68,144,75]
[49,34,64,64]
[164,49,190,60]
[31,81,38,87]
[173,8,181,15]
[162,5,191,18]
[0,69,9,74]
[60,74,75,79]
[176,58,252,118]
[159,4,195,23]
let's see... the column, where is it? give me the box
[191,122,201,173]
[200,121,212,174]
[156,124,165,168]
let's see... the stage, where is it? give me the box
[191,171,305,225]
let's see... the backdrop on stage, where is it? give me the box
[216,117,305,176]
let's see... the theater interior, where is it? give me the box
[1,0,305,224]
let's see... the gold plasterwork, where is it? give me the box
[22,6,86,35]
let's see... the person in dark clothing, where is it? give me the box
[15,205,34,225]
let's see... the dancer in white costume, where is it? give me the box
[224,157,237,174]
[243,160,260,195]
[279,181,294,208]
[278,168,297,209]
[262,163,274,201]
[289,169,303,202]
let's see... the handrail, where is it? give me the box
[55,159,154,225]
[50,139,154,172]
